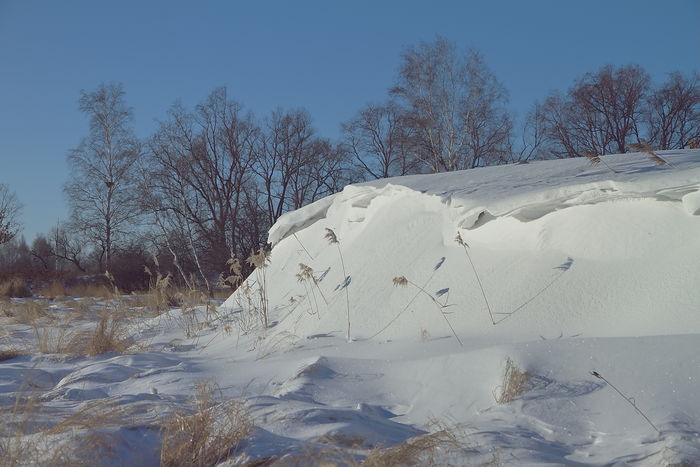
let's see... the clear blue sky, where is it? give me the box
[1,0,699,241]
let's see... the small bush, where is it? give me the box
[160,381,252,467]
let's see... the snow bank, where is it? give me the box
[226,150,700,341]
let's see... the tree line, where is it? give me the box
[1,37,698,292]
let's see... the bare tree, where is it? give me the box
[254,108,349,225]
[64,83,142,272]
[341,101,416,178]
[145,88,260,284]
[541,64,650,158]
[512,102,547,162]
[50,224,87,272]
[645,71,700,150]
[0,184,21,245]
[30,235,56,272]
[391,38,512,172]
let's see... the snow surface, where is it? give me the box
[2,150,700,465]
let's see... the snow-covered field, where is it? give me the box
[2,150,700,465]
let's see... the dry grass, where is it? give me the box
[0,393,127,466]
[298,423,472,467]
[84,316,131,356]
[494,357,530,404]
[0,278,31,298]
[35,280,117,300]
[32,321,76,355]
[35,280,68,298]
[1,300,49,323]
[361,428,468,467]
[28,311,130,357]
[628,140,672,167]
[160,381,252,467]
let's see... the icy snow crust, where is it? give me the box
[3,150,699,465]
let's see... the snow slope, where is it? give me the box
[2,150,699,465]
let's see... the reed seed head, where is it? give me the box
[455,232,468,248]
[296,263,314,283]
[246,248,270,269]
[392,276,408,287]
[582,151,601,166]
[324,228,339,245]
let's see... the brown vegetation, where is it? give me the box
[159,381,252,467]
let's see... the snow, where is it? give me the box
[3,149,700,465]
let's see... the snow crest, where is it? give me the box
[269,150,700,246]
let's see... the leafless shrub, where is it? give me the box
[0,184,21,246]
[494,357,530,404]
[159,381,252,467]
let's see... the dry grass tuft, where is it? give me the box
[160,381,252,467]
[361,426,469,467]
[84,316,131,356]
[0,278,31,298]
[32,322,74,355]
[494,357,530,404]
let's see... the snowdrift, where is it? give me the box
[225,150,700,342]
